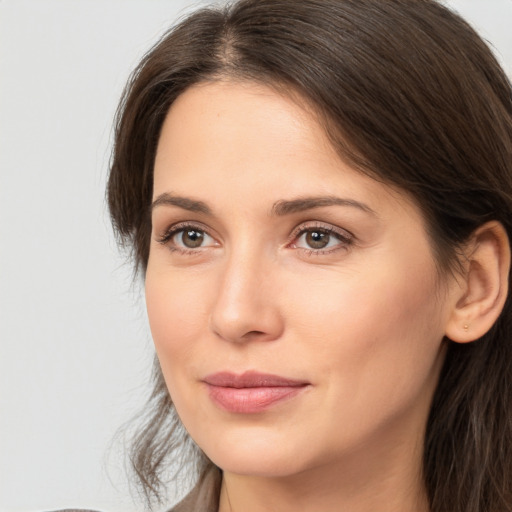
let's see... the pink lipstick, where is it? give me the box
[203,371,310,413]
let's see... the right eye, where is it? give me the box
[173,228,214,249]
[158,223,218,253]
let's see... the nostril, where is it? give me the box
[242,330,266,339]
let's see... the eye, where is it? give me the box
[290,224,353,254]
[298,229,334,250]
[158,223,218,252]
[175,228,212,249]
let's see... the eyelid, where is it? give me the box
[290,221,353,240]
[156,221,219,248]
[155,219,354,256]
[288,221,354,254]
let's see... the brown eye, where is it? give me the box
[179,229,205,248]
[305,230,330,249]
[293,225,352,253]
[159,223,217,252]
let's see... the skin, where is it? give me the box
[146,80,462,512]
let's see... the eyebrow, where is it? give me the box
[271,196,377,216]
[151,193,376,217]
[151,193,212,214]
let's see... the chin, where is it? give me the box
[210,452,305,478]
[197,427,314,478]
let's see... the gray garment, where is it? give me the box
[170,465,222,512]
[48,467,222,512]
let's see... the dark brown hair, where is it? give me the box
[108,0,512,510]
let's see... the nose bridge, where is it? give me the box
[210,238,282,343]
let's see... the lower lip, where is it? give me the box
[206,384,308,413]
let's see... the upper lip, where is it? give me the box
[203,371,309,388]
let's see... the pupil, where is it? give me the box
[183,230,204,248]
[306,230,329,249]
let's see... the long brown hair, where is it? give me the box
[108,1,512,510]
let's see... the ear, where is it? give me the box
[445,221,510,343]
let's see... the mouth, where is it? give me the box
[202,371,310,414]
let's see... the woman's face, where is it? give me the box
[146,81,453,479]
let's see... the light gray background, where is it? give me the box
[1,1,511,511]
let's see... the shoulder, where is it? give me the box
[169,465,222,512]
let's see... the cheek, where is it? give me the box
[145,265,216,427]
[290,259,441,346]
[145,264,212,377]
[288,253,446,412]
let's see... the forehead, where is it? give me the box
[153,80,416,219]
[154,80,327,179]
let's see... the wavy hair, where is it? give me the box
[108,1,512,510]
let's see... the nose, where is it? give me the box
[209,249,284,344]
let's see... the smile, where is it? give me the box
[203,371,310,414]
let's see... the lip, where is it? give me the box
[203,371,310,414]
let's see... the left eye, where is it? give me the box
[294,228,348,251]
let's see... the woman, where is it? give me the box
[106,0,512,511]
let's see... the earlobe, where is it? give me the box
[445,221,510,344]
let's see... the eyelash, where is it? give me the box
[157,221,215,255]
[156,221,354,257]
[289,222,354,256]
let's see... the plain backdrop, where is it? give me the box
[1,1,511,511]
